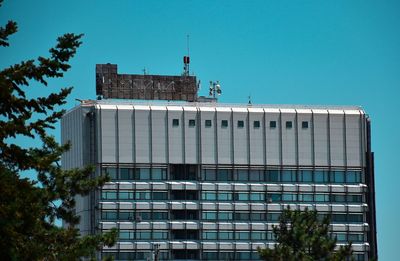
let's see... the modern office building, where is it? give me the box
[61,99,377,260]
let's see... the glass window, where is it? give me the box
[348,233,364,242]
[347,194,363,203]
[172,119,179,126]
[331,171,345,183]
[217,169,231,181]
[254,120,260,128]
[202,211,217,220]
[120,168,132,180]
[236,252,251,260]
[153,192,168,200]
[281,170,296,182]
[282,193,297,202]
[221,120,228,128]
[202,192,216,200]
[332,214,347,223]
[219,231,234,240]
[137,212,151,220]
[152,168,166,180]
[218,192,233,201]
[137,231,151,240]
[236,193,249,201]
[267,193,282,202]
[333,233,347,242]
[250,193,265,201]
[203,252,218,260]
[252,232,266,240]
[269,121,277,128]
[249,169,264,181]
[138,168,150,180]
[237,120,244,128]
[331,194,346,203]
[203,169,216,181]
[103,167,117,180]
[188,119,196,127]
[135,192,150,200]
[266,170,280,182]
[218,212,233,220]
[347,171,361,183]
[101,191,117,200]
[237,231,250,240]
[348,214,363,223]
[302,121,309,129]
[315,194,329,202]
[315,170,328,183]
[101,211,117,220]
[236,169,248,181]
[268,213,281,221]
[153,212,168,220]
[251,212,265,221]
[286,121,292,128]
[298,194,313,202]
[119,212,133,220]
[205,119,212,127]
[235,212,250,220]
[119,231,132,240]
[119,191,133,200]
[153,231,168,239]
[299,170,313,182]
[203,231,217,240]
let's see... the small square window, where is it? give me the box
[172,119,179,126]
[286,121,292,128]
[237,120,244,128]
[254,121,260,128]
[205,120,212,127]
[270,121,277,128]
[302,121,308,129]
[221,120,228,128]
[189,119,196,127]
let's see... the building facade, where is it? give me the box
[61,100,377,261]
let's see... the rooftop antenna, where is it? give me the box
[183,34,190,76]
[142,67,147,75]
[248,95,252,105]
[209,80,222,98]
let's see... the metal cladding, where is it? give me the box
[95,64,198,101]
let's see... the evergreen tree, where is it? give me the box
[0,1,117,260]
[258,207,353,261]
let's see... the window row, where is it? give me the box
[171,118,309,130]
[119,230,168,240]
[102,167,363,184]
[101,191,168,200]
[102,210,364,223]
[102,251,169,261]
[203,169,362,183]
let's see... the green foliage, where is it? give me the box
[0,1,117,259]
[258,207,353,261]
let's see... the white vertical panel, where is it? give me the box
[281,109,296,165]
[100,105,117,163]
[297,109,312,166]
[216,107,232,164]
[151,106,167,164]
[313,110,329,166]
[200,107,216,164]
[233,108,248,165]
[167,106,184,164]
[265,109,280,165]
[117,105,134,163]
[248,108,264,165]
[346,111,362,167]
[134,106,150,163]
[184,107,198,164]
[329,110,345,167]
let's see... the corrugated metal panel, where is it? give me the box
[297,110,313,166]
[184,107,198,164]
[313,109,329,166]
[281,110,296,165]
[248,108,263,165]
[346,111,362,167]
[265,110,280,165]
[329,110,345,167]
[117,105,134,163]
[151,106,167,163]
[232,110,248,165]
[200,108,216,164]
[100,105,117,163]
[134,106,151,163]
[167,106,184,164]
[216,108,232,164]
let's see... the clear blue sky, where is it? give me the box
[1,0,398,259]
